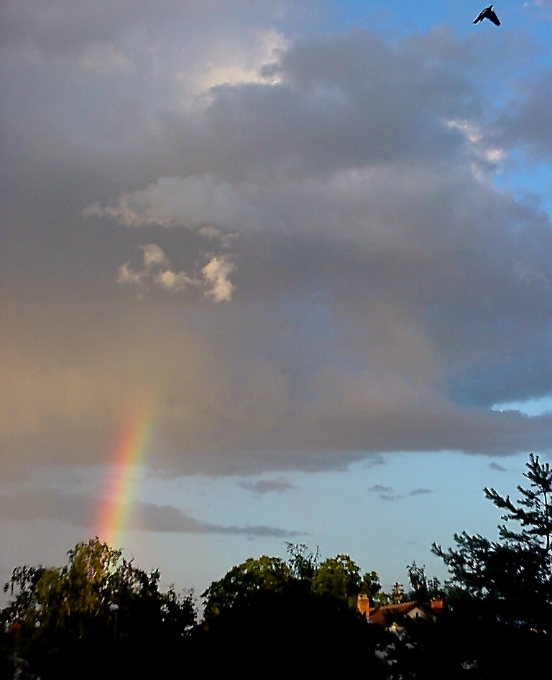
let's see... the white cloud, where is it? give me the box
[154,269,195,292]
[117,243,196,295]
[193,28,289,92]
[523,1,552,8]
[117,244,236,300]
[141,243,169,267]
[446,118,505,177]
[203,255,236,303]
[117,262,145,286]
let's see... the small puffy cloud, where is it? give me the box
[203,255,236,302]
[141,243,168,268]
[117,244,236,301]
[117,262,144,286]
[154,269,194,293]
[117,243,196,294]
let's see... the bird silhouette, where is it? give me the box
[473,5,501,26]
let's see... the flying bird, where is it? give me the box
[473,5,501,26]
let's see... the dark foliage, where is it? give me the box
[432,453,552,676]
[1,538,196,680]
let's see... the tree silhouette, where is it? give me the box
[2,538,196,680]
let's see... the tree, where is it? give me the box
[361,569,383,601]
[485,452,552,558]
[311,554,363,607]
[406,561,441,603]
[432,453,552,631]
[2,538,196,680]
[202,546,381,619]
[285,542,320,581]
[201,555,291,623]
[197,548,386,675]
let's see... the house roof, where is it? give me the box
[368,600,442,626]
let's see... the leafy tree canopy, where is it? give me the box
[202,544,381,623]
[311,554,362,601]
[201,554,291,621]
[2,537,196,680]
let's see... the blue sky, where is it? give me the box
[2,0,552,601]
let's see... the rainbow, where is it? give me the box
[95,395,155,548]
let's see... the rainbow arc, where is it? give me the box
[95,395,155,548]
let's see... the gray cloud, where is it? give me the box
[0,491,302,538]
[409,488,432,497]
[239,479,297,494]
[137,500,302,536]
[498,69,552,159]
[367,485,433,501]
[2,1,552,484]
[368,484,395,495]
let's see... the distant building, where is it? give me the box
[358,595,444,627]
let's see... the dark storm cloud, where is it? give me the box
[3,0,552,483]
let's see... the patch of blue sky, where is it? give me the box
[492,395,552,416]
[495,156,552,217]
[321,1,544,38]
[134,449,533,591]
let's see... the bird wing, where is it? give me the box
[473,10,484,23]
[486,9,500,25]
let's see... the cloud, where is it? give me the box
[117,243,197,294]
[367,484,403,501]
[0,490,302,538]
[239,479,297,494]
[409,488,432,497]
[87,175,259,233]
[137,500,302,537]
[202,255,236,302]
[523,1,552,10]
[368,484,395,495]
[88,178,242,301]
[3,6,552,483]
[116,244,236,300]
[367,485,433,501]
[489,461,508,472]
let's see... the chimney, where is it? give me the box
[357,594,371,618]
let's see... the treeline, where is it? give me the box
[2,454,552,678]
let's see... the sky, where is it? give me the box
[3,0,552,602]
